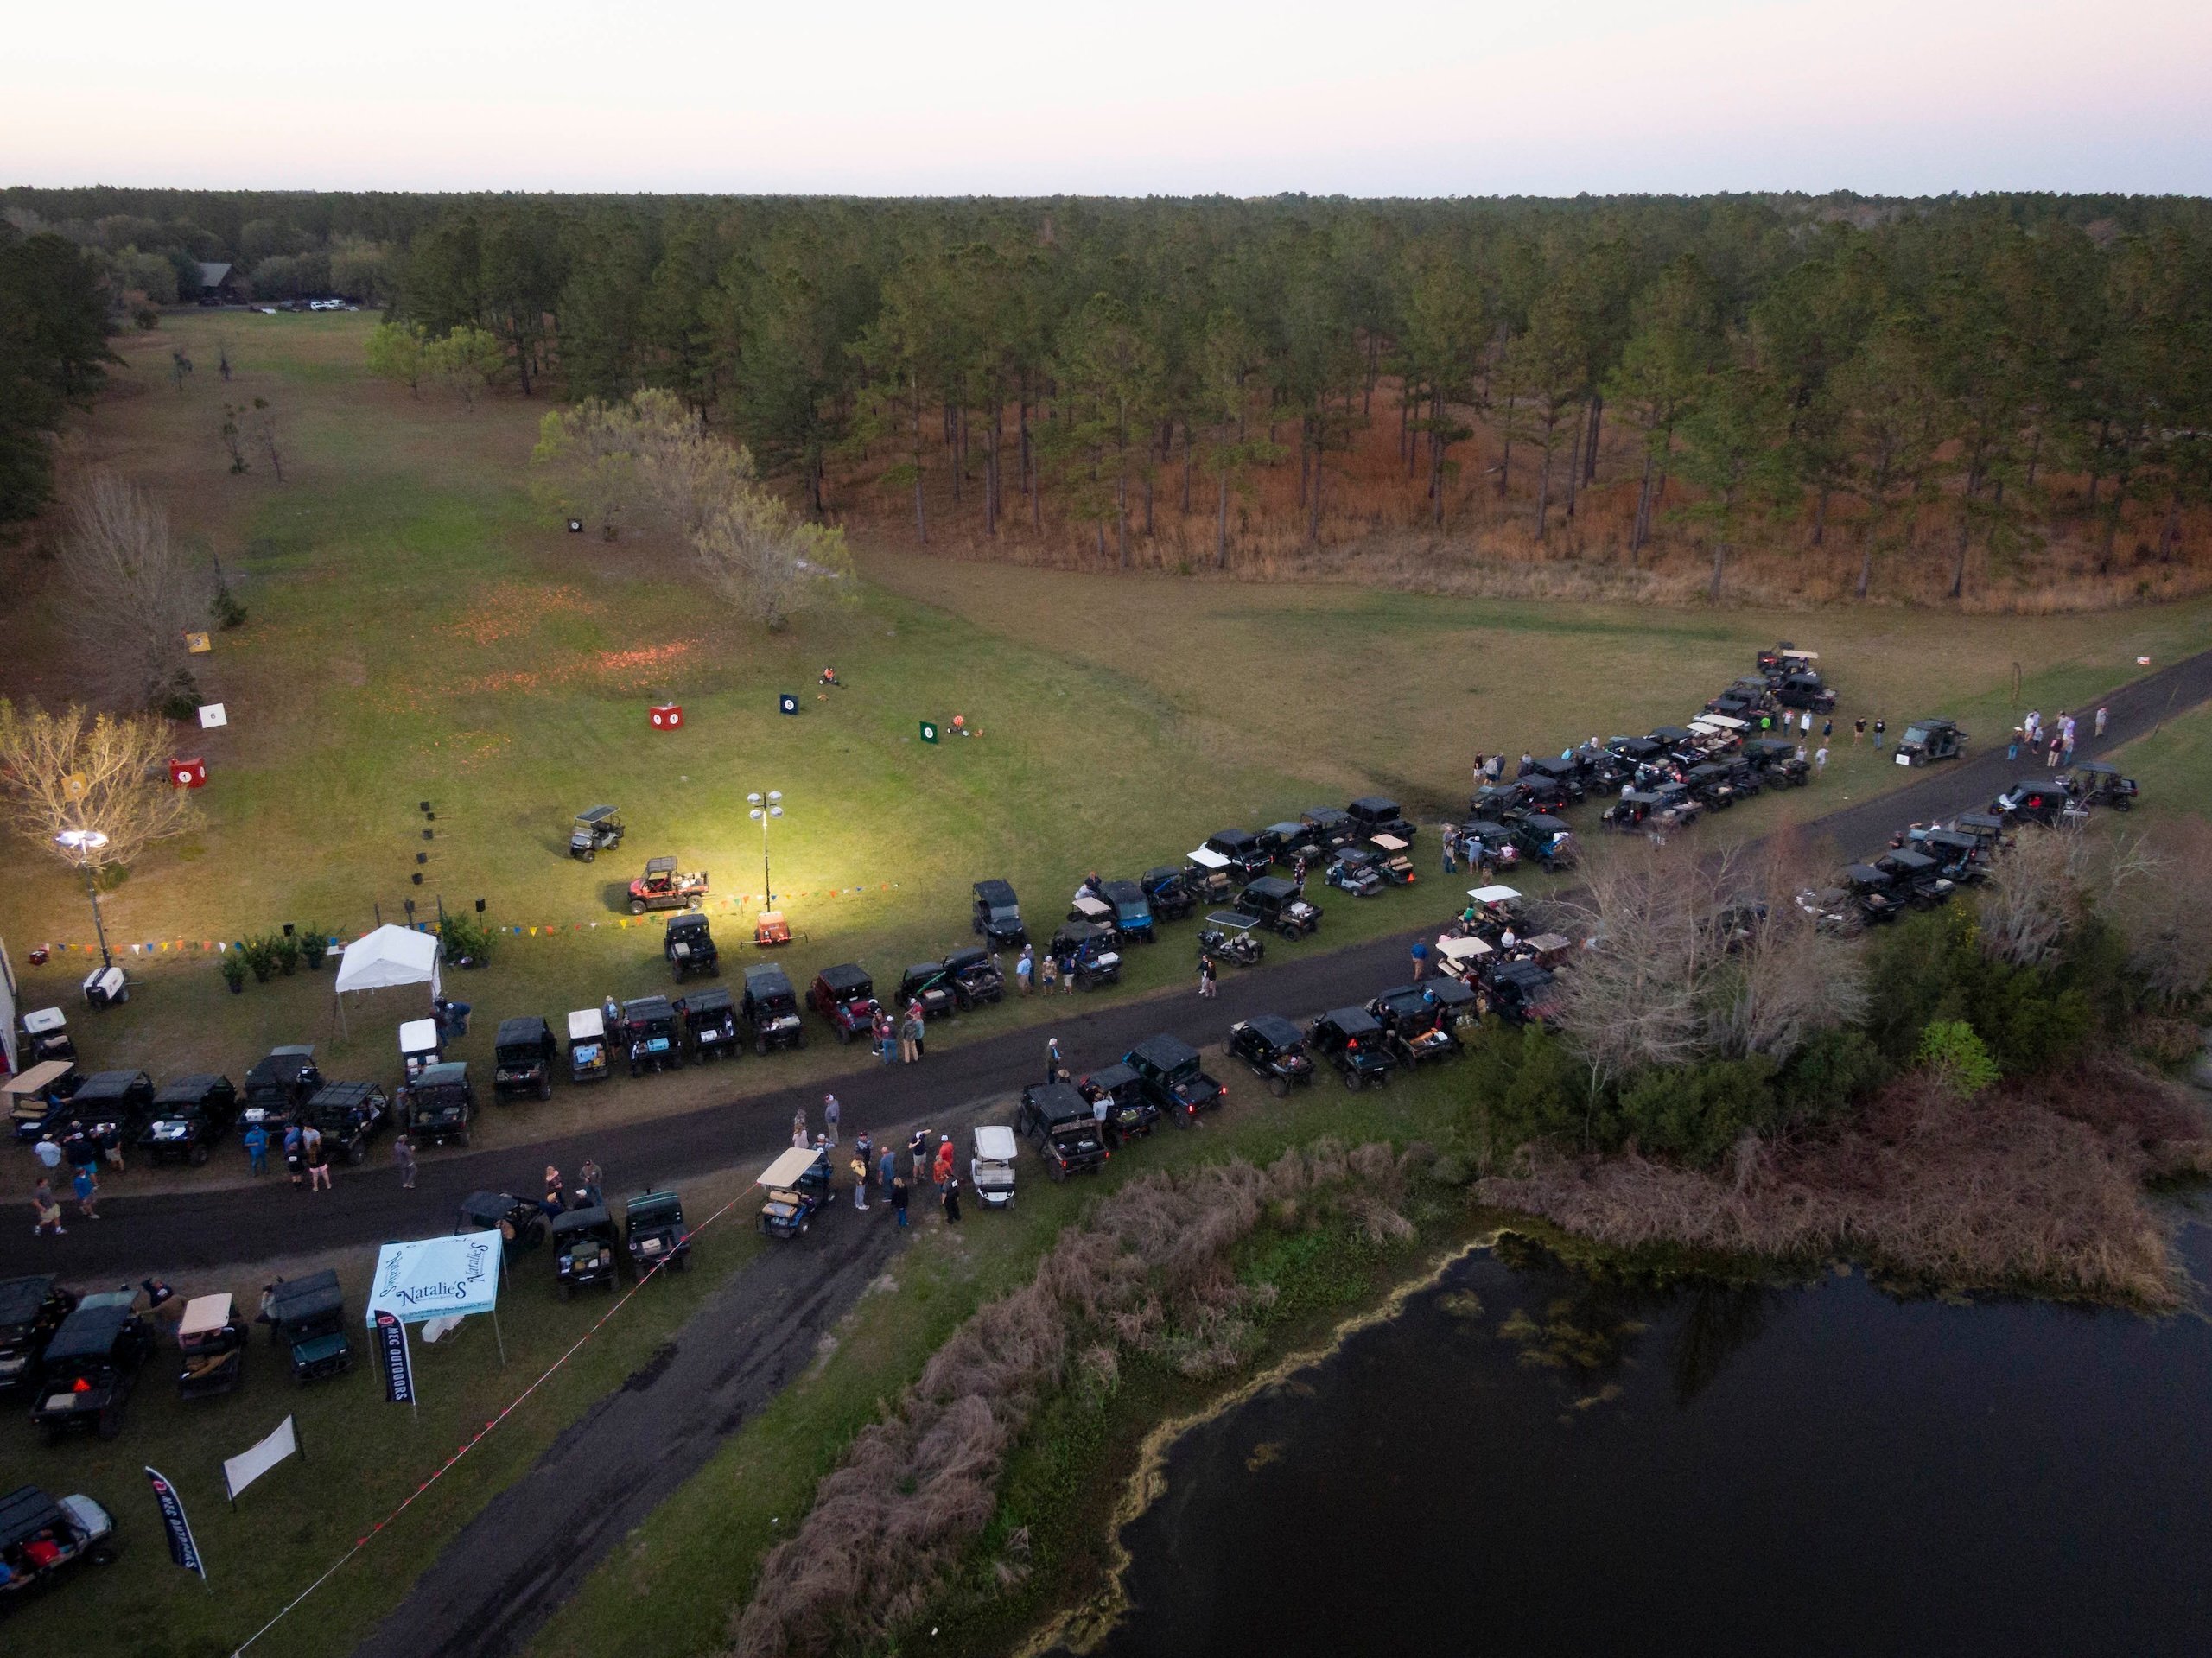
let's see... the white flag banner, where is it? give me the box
[223,1414,299,1502]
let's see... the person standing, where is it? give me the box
[393,1133,417,1191]
[1046,1036,1062,1085]
[878,1144,898,1204]
[72,1162,99,1221]
[791,1105,809,1144]
[1872,718,1885,751]
[909,1129,930,1185]
[849,1153,869,1210]
[933,1134,955,1190]
[543,1164,566,1217]
[306,1127,332,1192]
[1822,717,1834,741]
[910,1001,929,1060]
[1853,716,1866,745]
[578,1159,604,1207]
[1016,944,1035,995]
[855,1129,873,1187]
[32,1134,61,1178]
[1198,953,1217,998]
[2095,705,2109,739]
[2007,727,2021,762]
[99,1121,124,1175]
[823,1093,842,1147]
[942,1177,962,1226]
[1410,938,1429,981]
[891,1175,910,1229]
[874,1008,895,1066]
[1815,743,1829,778]
[901,1007,924,1064]
[1800,708,1813,739]
[1440,827,1458,876]
[283,1123,305,1189]
[32,1177,64,1237]
[2047,727,2064,768]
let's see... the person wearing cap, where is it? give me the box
[542,1165,565,1217]
[823,1093,842,1147]
[933,1134,955,1188]
[32,1134,61,1175]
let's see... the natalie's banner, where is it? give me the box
[375,1310,415,1405]
[367,1231,502,1325]
[222,1415,299,1502]
[144,1466,207,1579]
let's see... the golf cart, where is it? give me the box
[1014,1082,1109,1178]
[1758,642,1813,674]
[304,1081,388,1164]
[1195,912,1264,968]
[0,1277,78,1396]
[1992,778,2073,827]
[1141,865,1198,920]
[1325,846,1385,897]
[1367,834,1418,886]
[7,1063,83,1146]
[628,856,708,915]
[1236,875,1321,939]
[1435,932,1495,983]
[486,1016,554,1100]
[1346,795,1418,842]
[175,1293,247,1401]
[1300,806,1359,853]
[569,805,625,862]
[1463,886,1527,942]
[1225,1014,1316,1096]
[404,1062,475,1147]
[1476,960,1563,1026]
[1183,844,1240,905]
[623,995,684,1073]
[741,965,805,1053]
[241,1045,320,1133]
[550,1206,621,1298]
[1066,889,1118,936]
[1895,718,1969,766]
[664,913,720,981]
[567,1007,611,1083]
[971,1125,1019,1209]
[1097,880,1156,946]
[1370,985,1460,1069]
[1050,920,1123,990]
[1125,1033,1226,1128]
[1842,864,1904,924]
[624,1190,691,1275]
[19,1006,73,1066]
[1203,829,1273,881]
[756,1145,836,1238]
[1306,1007,1395,1090]
[680,987,740,1061]
[897,962,957,1020]
[0,1487,117,1597]
[971,880,1027,948]
[458,1190,547,1254]
[2069,759,2139,810]
[399,1017,442,1080]
[80,965,129,1011]
[941,946,1005,1008]
[807,963,880,1043]
[1076,1063,1160,1143]
[137,1074,238,1166]
[32,1298,154,1439]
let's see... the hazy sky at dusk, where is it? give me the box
[8,0,2207,195]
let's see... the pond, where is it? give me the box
[1094,1218,2212,1657]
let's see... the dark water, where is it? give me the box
[1101,1223,2212,1658]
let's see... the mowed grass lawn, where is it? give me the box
[5,309,2209,1158]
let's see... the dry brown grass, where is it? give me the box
[1475,1058,2212,1306]
[727,1140,1414,1658]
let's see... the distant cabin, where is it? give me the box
[197,261,243,302]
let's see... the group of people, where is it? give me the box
[540,1158,605,1217]
[790,1096,965,1227]
[1014,941,1074,995]
[864,1001,931,1064]
[2009,706,2102,767]
[28,1116,127,1235]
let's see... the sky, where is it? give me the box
[7,0,2209,197]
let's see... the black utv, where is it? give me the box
[1370,985,1459,1070]
[1895,718,1968,766]
[1299,806,1358,853]
[971,880,1027,947]
[241,1045,320,1132]
[69,1070,154,1135]
[898,962,957,1020]
[305,1081,389,1164]
[1256,821,1323,867]
[1225,1014,1316,1096]
[664,913,720,981]
[1014,1082,1109,1180]
[493,1016,557,1100]
[624,994,685,1074]
[0,1485,117,1592]
[1050,920,1122,990]
[405,1062,475,1147]
[2069,759,2139,811]
[458,1189,547,1253]
[552,1206,622,1299]
[682,987,741,1061]
[0,1276,78,1396]
[1125,1034,1227,1127]
[1476,961,1564,1026]
[625,1190,691,1275]
[1203,829,1273,881]
[1236,875,1321,939]
[1306,1007,1395,1090]
[941,946,1005,1009]
[741,966,805,1054]
[1140,865,1198,921]
[32,1298,155,1441]
[137,1074,238,1166]
[1346,795,1417,842]
[1077,1063,1160,1144]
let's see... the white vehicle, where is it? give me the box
[971,1125,1018,1209]
[399,1017,442,1079]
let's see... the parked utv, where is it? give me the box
[137,1074,238,1166]
[0,1486,117,1595]
[30,1297,154,1440]
[941,946,1005,1009]
[1454,819,1521,871]
[305,1082,388,1165]
[681,987,740,1062]
[1992,778,2073,827]
[1183,845,1241,905]
[1346,795,1417,842]
[175,1293,248,1401]
[625,1190,691,1274]
[1140,865,1198,920]
[1306,1007,1395,1090]
[897,962,957,1020]
[404,1061,475,1148]
[970,880,1027,947]
[1745,738,1810,785]
[1050,920,1123,990]
[1097,880,1156,946]
[567,1008,611,1083]
[493,1016,556,1100]
[1014,1082,1109,1178]
[741,966,805,1053]
[1876,848,1955,909]
[458,1189,547,1253]
[2069,759,2138,810]
[0,1276,78,1396]
[1895,718,1968,766]
[1842,863,1904,924]
[69,1070,155,1136]
[1476,960,1564,1026]
[240,1045,320,1132]
[1076,1063,1160,1143]
[624,994,685,1074]
[568,804,625,862]
[551,1206,622,1299]
[1300,806,1359,853]
[1526,756,1586,804]
[1124,1034,1226,1127]
[257,1274,354,1382]
[628,855,708,915]
[1257,821,1323,867]
[1225,1014,1316,1096]
[807,963,880,1043]
[1772,671,1837,714]
[1370,986,1460,1069]
[1236,875,1321,939]
[664,913,720,981]
[1685,762,1740,810]
[1511,814,1578,870]
[1203,829,1273,881]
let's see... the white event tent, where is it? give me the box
[332,924,442,1036]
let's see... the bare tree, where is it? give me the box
[0,698,199,873]
[55,472,201,708]
[2107,820,2212,1007]
[1705,839,1868,1062]
[247,398,286,482]
[1979,824,2158,969]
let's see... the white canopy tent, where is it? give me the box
[332,925,441,1037]
[367,1229,506,1364]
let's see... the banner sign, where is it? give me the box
[368,1231,502,1324]
[144,1466,207,1579]
[222,1415,299,1502]
[376,1311,415,1405]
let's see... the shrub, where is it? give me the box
[219,953,245,992]
[240,934,277,983]
[1777,1027,1893,1127]
[438,911,493,966]
[1917,1020,2000,1099]
[1616,1054,1779,1167]
[299,928,329,970]
[272,932,302,975]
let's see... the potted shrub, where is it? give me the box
[219,953,246,994]
[301,929,329,970]
[243,935,277,984]
[274,932,302,976]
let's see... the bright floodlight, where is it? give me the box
[748,808,763,821]
[747,792,763,805]
[57,829,109,852]
[767,791,783,803]
[769,805,784,818]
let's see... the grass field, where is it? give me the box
[7,310,2207,1174]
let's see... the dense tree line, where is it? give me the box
[0,221,114,522]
